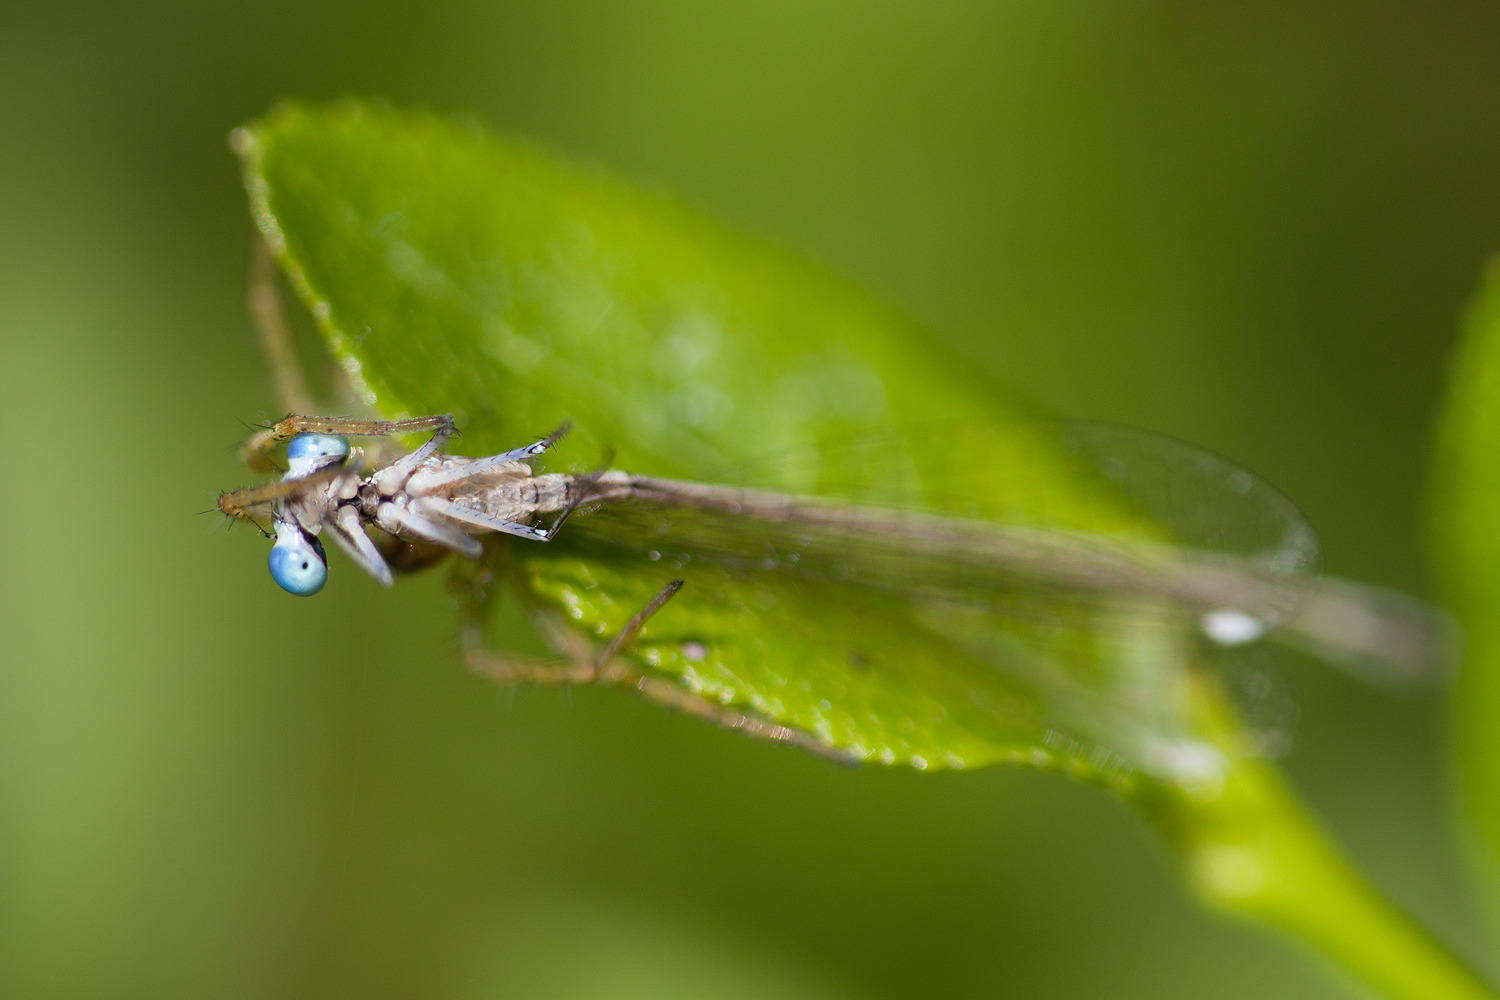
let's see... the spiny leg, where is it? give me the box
[413,496,552,541]
[374,502,483,558]
[404,421,574,496]
[324,506,395,587]
[217,465,345,528]
[241,413,455,473]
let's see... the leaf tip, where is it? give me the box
[227,125,257,158]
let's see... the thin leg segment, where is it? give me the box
[375,502,483,558]
[218,465,345,525]
[241,413,455,472]
[413,496,551,541]
[247,232,316,419]
[595,579,684,664]
[622,672,858,764]
[404,422,573,496]
[456,574,856,765]
[495,420,573,462]
[325,506,395,587]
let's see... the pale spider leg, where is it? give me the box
[371,422,458,495]
[405,421,574,496]
[375,502,483,558]
[325,506,395,587]
[217,465,345,525]
[413,496,552,541]
[241,413,455,472]
[458,576,857,765]
[247,232,316,420]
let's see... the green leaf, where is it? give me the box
[1433,258,1500,907]
[235,101,1496,1000]
[235,100,1182,781]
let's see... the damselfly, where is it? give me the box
[217,410,1447,778]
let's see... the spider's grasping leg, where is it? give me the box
[325,505,395,587]
[403,421,573,496]
[375,501,483,558]
[414,496,554,542]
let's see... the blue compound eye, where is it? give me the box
[285,433,350,478]
[268,523,328,596]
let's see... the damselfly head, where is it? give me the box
[269,520,328,596]
[285,433,350,478]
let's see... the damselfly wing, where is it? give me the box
[535,420,1385,777]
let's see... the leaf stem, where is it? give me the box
[1137,755,1495,1000]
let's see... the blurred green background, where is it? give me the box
[3,3,1499,997]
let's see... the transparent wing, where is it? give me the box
[536,420,1440,776]
[596,418,1319,568]
[531,421,1314,775]
[568,420,1316,623]
[1054,422,1319,576]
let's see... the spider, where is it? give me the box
[217,412,577,595]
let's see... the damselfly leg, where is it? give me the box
[456,562,855,764]
[246,232,316,419]
[240,413,455,472]
[217,464,346,530]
